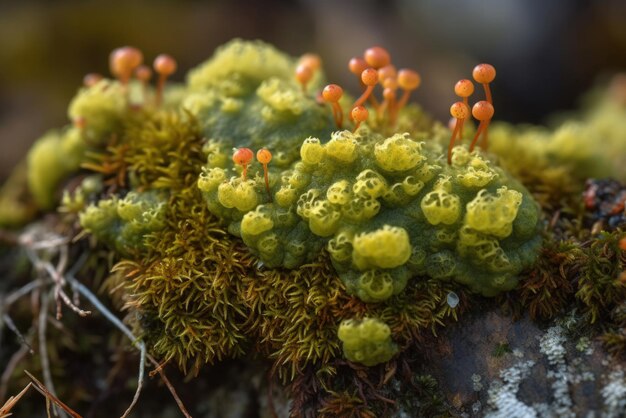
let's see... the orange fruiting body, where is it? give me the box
[349,57,368,76]
[472,64,496,84]
[473,63,496,104]
[447,101,471,164]
[135,65,152,82]
[472,101,495,120]
[323,84,343,102]
[454,79,475,98]
[469,100,495,152]
[256,148,272,165]
[109,46,143,83]
[295,64,314,92]
[450,101,471,119]
[364,46,391,69]
[233,147,254,166]
[299,53,321,71]
[154,54,177,76]
[323,84,344,129]
[351,105,368,132]
[397,69,421,91]
[361,68,379,86]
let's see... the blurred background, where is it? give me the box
[1,0,626,180]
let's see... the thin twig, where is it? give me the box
[120,343,145,418]
[25,371,82,418]
[3,279,45,307]
[0,382,32,416]
[66,273,192,418]
[41,259,90,319]
[65,276,146,418]
[1,314,34,353]
[38,290,59,417]
[146,354,192,418]
[0,344,32,402]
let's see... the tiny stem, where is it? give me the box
[447,119,463,164]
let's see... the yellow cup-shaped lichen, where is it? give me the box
[420,189,461,225]
[337,317,397,366]
[352,225,412,270]
[465,186,522,238]
[353,169,388,199]
[327,180,352,205]
[197,167,227,192]
[217,179,259,212]
[275,185,298,207]
[300,137,326,165]
[307,200,341,237]
[241,206,274,236]
[324,131,358,163]
[374,133,425,172]
[358,271,395,301]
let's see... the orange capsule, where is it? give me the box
[364,46,391,69]
[397,69,421,91]
[454,79,475,98]
[322,84,343,102]
[154,54,177,76]
[361,68,379,86]
[256,148,272,164]
[472,101,495,121]
[299,53,321,71]
[296,64,314,92]
[233,147,254,166]
[110,46,143,83]
[472,64,496,84]
[351,105,368,132]
[257,148,273,201]
[323,84,344,129]
[450,101,471,119]
[349,57,368,76]
[473,63,496,104]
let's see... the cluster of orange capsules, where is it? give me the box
[294,46,421,133]
[83,46,178,106]
[232,147,273,201]
[447,63,496,164]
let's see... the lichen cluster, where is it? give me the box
[199,125,541,300]
[4,37,626,417]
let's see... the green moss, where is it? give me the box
[337,317,397,366]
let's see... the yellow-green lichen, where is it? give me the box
[337,317,398,366]
[198,125,542,300]
[27,127,87,209]
[79,190,167,255]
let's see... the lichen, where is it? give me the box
[337,317,397,366]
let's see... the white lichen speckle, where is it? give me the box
[601,369,626,418]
